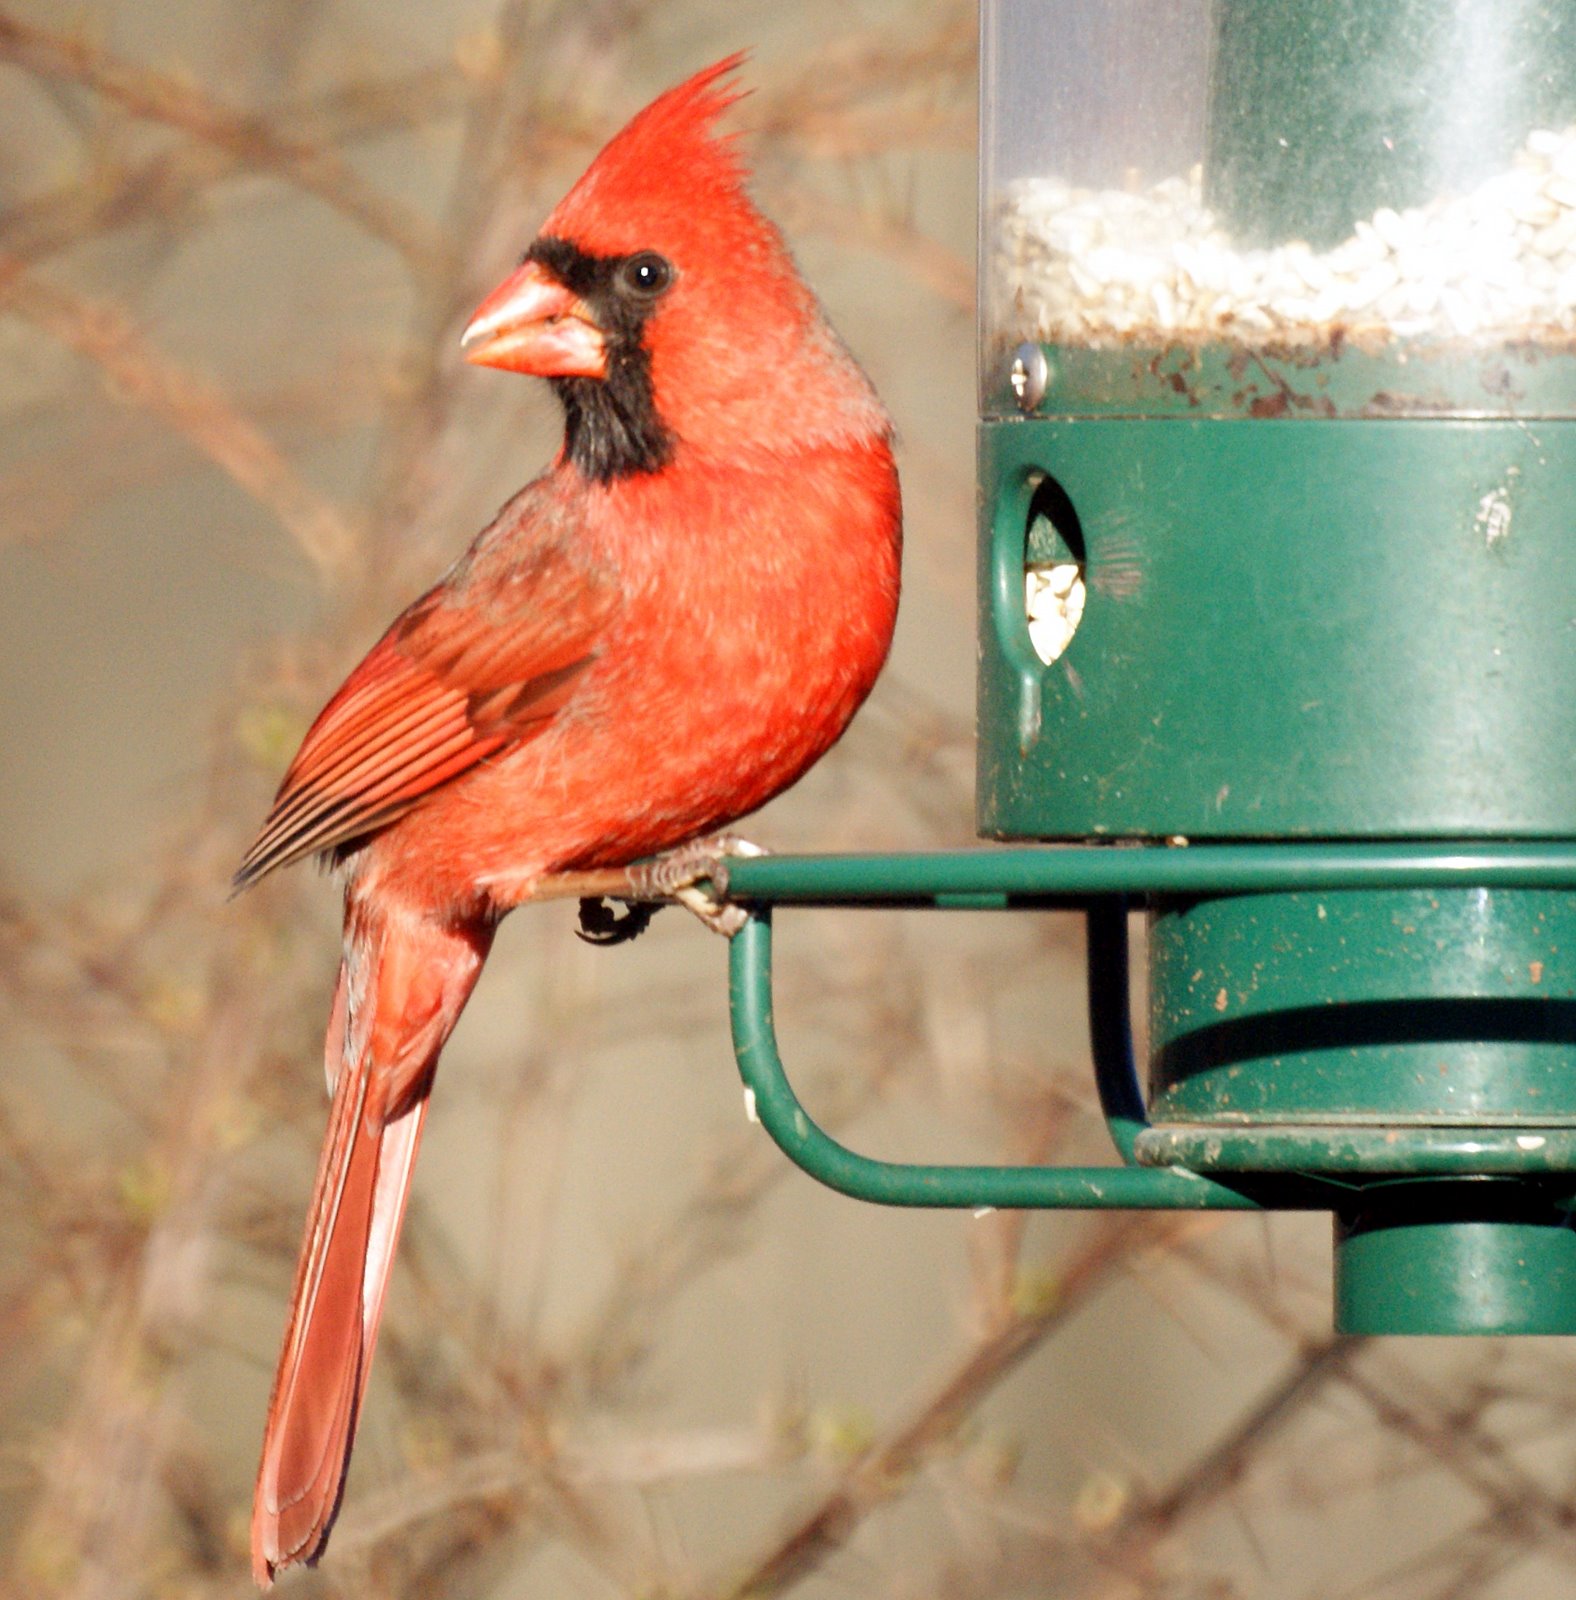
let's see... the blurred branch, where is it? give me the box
[0,62,469,265]
[2,361,390,550]
[9,981,262,1597]
[775,182,972,310]
[755,3,976,156]
[0,11,451,272]
[353,0,571,565]
[1138,1333,1356,1528]
[333,1423,788,1562]
[1339,1360,1576,1568]
[1,260,359,581]
[704,1215,1182,1600]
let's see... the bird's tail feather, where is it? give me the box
[251,903,491,1585]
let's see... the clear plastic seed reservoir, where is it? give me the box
[977,0,1576,843]
[983,0,1576,419]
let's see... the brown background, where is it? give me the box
[4,2,1575,1596]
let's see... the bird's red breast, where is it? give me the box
[240,52,900,910]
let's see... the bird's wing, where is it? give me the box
[234,543,615,890]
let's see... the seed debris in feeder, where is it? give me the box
[1025,561,1086,665]
[992,125,1576,350]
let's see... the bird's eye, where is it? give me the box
[618,252,674,299]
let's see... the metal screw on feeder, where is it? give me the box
[1008,341,1048,412]
[712,0,1576,1338]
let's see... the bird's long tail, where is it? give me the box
[251,898,492,1585]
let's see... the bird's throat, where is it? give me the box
[554,357,674,483]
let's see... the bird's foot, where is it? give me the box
[627,834,766,938]
[575,897,660,946]
[540,838,765,941]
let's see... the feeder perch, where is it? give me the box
[719,0,1576,1337]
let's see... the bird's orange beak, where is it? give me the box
[460,259,607,378]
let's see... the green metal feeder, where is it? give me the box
[718,0,1576,1336]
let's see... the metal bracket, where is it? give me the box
[719,844,1576,1212]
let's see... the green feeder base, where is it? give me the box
[1147,887,1576,1131]
[719,849,1576,1337]
[979,418,1576,841]
[1336,1187,1576,1335]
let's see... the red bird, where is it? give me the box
[238,58,901,1583]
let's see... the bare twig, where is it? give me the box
[702,1216,1182,1600]
[0,63,469,265]
[1,260,359,581]
[0,11,450,272]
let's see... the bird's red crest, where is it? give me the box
[541,54,752,259]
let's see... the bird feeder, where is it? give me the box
[718,0,1576,1335]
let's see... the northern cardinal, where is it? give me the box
[237,57,901,1583]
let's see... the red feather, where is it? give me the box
[539,52,750,260]
[243,57,901,1583]
[234,512,617,888]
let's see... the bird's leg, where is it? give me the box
[522,836,766,937]
[622,834,766,937]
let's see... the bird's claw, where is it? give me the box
[576,897,660,945]
[627,834,766,938]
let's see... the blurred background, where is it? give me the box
[6,2,1576,1596]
